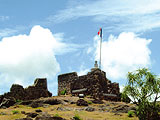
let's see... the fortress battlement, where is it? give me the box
[58,62,120,101]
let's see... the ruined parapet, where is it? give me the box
[24,78,52,100]
[71,75,89,96]
[87,69,109,99]
[90,68,106,78]
[70,68,110,98]
[0,78,52,102]
[9,84,26,100]
[10,84,24,92]
[58,61,120,101]
[58,72,78,95]
[34,78,47,89]
[111,82,120,95]
[71,75,88,90]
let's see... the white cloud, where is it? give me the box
[78,69,90,76]
[94,32,152,80]
[87,47,93,54]
[0,16,9,21]
[52,33,79,55]
[49,0,160,32]
[0,25,75,93]
[0,28,18,38]
[0,26,27,38]
[119,85,125,93]
[77,64,90,76]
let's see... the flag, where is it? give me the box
[98,28,102,38]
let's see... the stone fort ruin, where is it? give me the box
[58,61,120,101]
[0,78,52,104]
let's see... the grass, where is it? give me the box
[54,113,61,117]
[0,105,138,120]
[128,111,134,117]
[87,101,93,104]
[61,89,66,95]
[12,110,20,114]
[73,114,82,120]
[0,96,139,120]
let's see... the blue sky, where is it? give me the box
[0,0,160,95]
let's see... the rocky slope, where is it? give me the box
[0,96,138,120]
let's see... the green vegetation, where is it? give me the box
[87,101,93,104]
[54,113,60,117]
[16,99,23,104]
[61,89,66,95]
[73,114,82,120]
[120,92,131,103]
[12,110,19,114]
[128,111,134,117]
[123,68,160,120]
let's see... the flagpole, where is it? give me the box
[98,28,102,70]
[100,35,102,70]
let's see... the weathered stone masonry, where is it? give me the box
[58,72,78,95]
[58,64,120,101]
[0,78,52,103]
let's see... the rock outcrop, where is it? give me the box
[16,112,66,120]
[0,78,52,108]
[76,99,88,106]
[0,97,16,108]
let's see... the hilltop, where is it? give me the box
[0,62,137,119]
[0,95,138,120]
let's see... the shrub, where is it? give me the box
[12,110,19,114]
[128,111,134,117]
[87,101,92,104]
[16,99,23,103]
[120,93,131,103]
[123,68,160,120]
[73,114,82,120]
[54,113,60,117]
[61,89,66,95]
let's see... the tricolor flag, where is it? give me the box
[98,28,102,38]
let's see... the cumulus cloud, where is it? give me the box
[0,25,73,93]
[76,63,90,76]
[119,85,125,93]
[94,32,152,80]
[78,69,89,76]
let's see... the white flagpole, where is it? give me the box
[99,29,102,70]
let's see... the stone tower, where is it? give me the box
[58,61,120,101]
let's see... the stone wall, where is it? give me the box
[0,78,52,102]
[58,68,120,101]
[58,72,78,95]
[34,78,47,89]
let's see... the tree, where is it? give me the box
[120,92,131,103]
[123,68,160,120]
